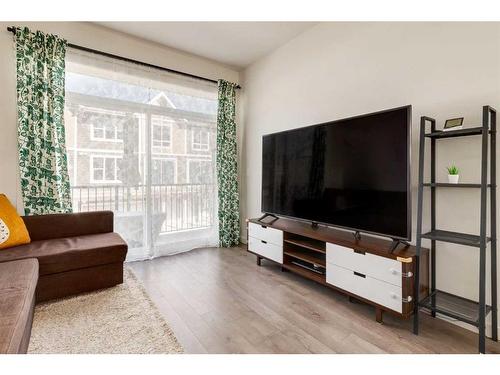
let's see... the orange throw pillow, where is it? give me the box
[0,194,31,249]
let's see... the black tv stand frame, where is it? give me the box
[389,238,411,253]
[257,213,279,225]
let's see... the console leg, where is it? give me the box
[256,256,262,266]
[376,308,384,324]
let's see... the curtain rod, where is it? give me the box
[7,26,241,90]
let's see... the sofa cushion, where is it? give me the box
[0,232,127,276]
[0,258,38,354]
[22,211,115,242]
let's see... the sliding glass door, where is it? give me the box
[64,49,219,260]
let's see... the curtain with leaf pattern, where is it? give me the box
[15,27,72,215]
[216,80,240,247]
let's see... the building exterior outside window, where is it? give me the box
[192,128,210,151]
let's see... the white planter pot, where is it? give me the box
[448,174,459,184]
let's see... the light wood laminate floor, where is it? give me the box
[129,246,500,354]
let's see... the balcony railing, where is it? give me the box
[71,183,216,234]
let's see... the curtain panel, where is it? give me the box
[15,27,72,215]
[216,80,240,247]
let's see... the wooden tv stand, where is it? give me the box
[246,217,429,323]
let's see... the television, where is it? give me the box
[261,105,411,241]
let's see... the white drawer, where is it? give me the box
[248,236,283,264]
[326,263,402,313]
[248,222,283,246]
[326,243,402,287]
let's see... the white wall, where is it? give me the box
[242,22,500,333]
[0,21,241,212]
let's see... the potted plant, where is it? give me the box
[447,165,460,183]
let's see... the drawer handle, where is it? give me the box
[390,294,412,303]
[261,240,267,244]
[390,268,399,275]
[353,271,366,278]
[261,225,267,229]
[353,249,365,255]
[390,268,412,277]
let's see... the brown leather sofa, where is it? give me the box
[0,211,128,353]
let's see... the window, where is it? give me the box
[91,156,121,183]
[91,122,123,141]
[152,159,176,185]
[188,159,213,184]
[192,128,210,151]
[152,116,172,150]
[65,48,218,260]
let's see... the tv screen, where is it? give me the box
[262,106,411,240]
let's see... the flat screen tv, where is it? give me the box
[261,105,411,241]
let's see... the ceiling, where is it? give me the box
[95,22,316,69]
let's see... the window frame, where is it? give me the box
[91,122,124,143]
[191,128,210,152]
[151,117,173,151]
[187,158,213,184]
[151,157,177,185]
[90,155,122,183]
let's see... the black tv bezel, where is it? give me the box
[260,105,412,241]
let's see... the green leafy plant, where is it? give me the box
[447,165,459,175]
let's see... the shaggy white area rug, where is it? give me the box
[28,268,183,354]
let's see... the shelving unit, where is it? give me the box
[247,218,429,323]
[284,237,326,254]
[283,233,327,282]
[283,249,326,267]
[281,263,327,284]
[413,106,498,353]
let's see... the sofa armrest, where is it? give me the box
[22,211,114,241]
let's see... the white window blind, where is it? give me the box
[64,48,219,261]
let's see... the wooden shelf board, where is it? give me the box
[284,250,326,267]
[282,263,326,285]
[284,238,326,254]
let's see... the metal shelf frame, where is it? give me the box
[413,106,498,354]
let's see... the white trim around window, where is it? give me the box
[151,157,178,185]
[90,155,122,183]
[191,128,210,151]
[91,123,123,142]
[187,158,213,184]
[152,117,173,151]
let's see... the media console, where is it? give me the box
[246,217,429,323]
